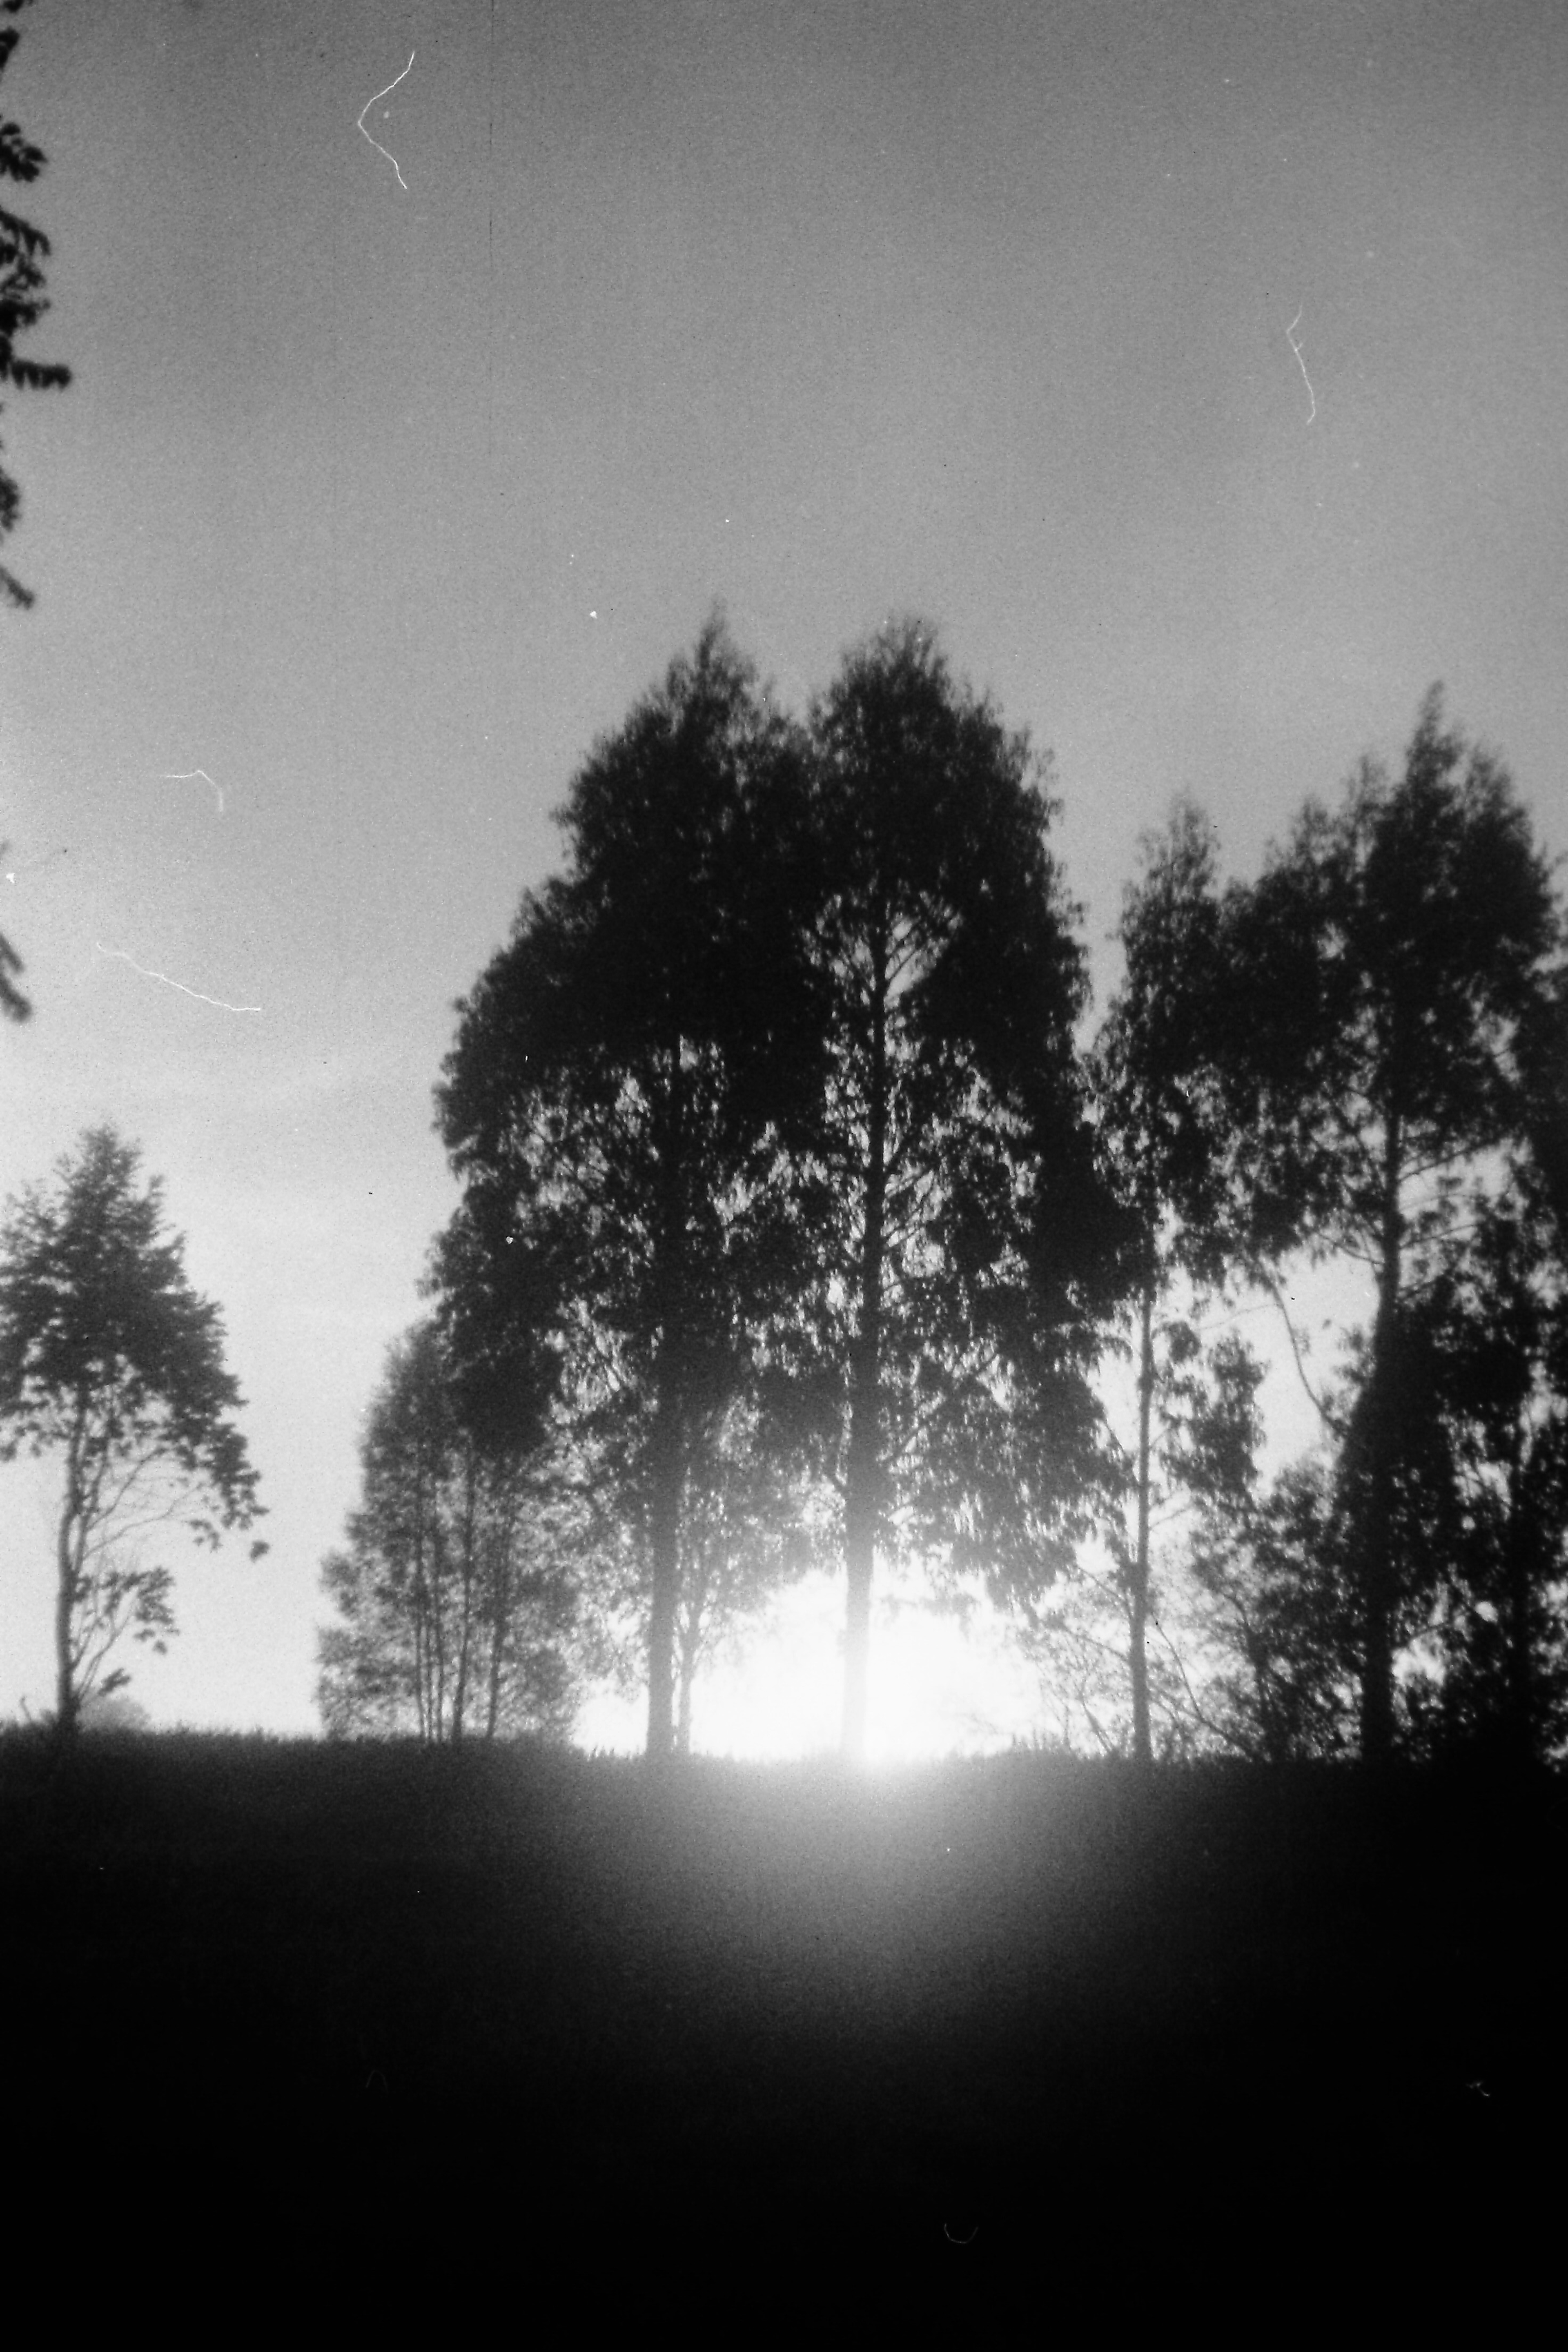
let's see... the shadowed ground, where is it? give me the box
[3,1736,1562,2283]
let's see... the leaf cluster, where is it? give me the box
[0,0,70,610]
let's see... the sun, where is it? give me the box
[575,1575,1045,1762]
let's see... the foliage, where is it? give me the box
[0,1125,264,1732]
[1396,1176,1568,1762]
[1187,1456,1361,1764]
[0,842,28,1022]
[0,0,71,610]
[77,1689,153,1735]
[0,4,70,1016]
[316,1319,582,1742]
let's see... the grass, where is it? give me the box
[3,1731,1564,2276]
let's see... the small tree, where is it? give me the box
[0,1126,265,1734]
[316,1319,583,1742]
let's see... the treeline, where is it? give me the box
[318,617,1568,1767]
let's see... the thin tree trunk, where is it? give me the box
[54,1510,80,1735]
[1129,1285,1155,1769]
[646,1399,682,1760]
[450,1449,478,1745]
[676,1635,695,1757]
[54,1409,88,1737]
[485,1517,508,1741]
[842,942,889,1763]
[1358,1115,1403,1766]
[1503,1430,1532,1764]
[646,1038,688,1762]
[675,1544,709,1758]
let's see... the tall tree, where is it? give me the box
[316,1319,581,1743]
[1227,690,1563,1760]
[1089,802,1250,1762]
[795,621,1123,1761]
[0,1126,264,1735]
[434,618,824,1757]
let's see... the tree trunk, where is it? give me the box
[1503,1430,1533,1764]
[644,1039,690,1763]
[1357,1115,1403,1766]
[450,1449,478,1745]
[1129,1285,1155,1769]
[646,1399,682,1760]
[54,1509,80,1737]
[841,940,889,1764]
[485,1526,507,1741]
[53,1412,87,1737]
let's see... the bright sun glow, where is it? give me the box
[575,1573,1045,1762]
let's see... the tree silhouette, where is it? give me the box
[0,1127,264,1735]
[793,621,1123,1760]
[435,618,824,1757]
[1089,802,1253,1762]
[1226,690,1563,1761]
[316,1319,581,1742]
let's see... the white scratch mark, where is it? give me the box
[1286,307,1316,423]
[95,944,261,1014]
[163,768,225,814]
[357,50,414,190]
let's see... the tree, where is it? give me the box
[316,1319,581,1742]
[793,621,1124,1760]
[0,0,71,610]
[434,618,825,1757]
[1226,691,1563,1761]
[1088,802,1254,1762]
[0,1126,264,1735]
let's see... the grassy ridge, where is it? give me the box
[3,1735,1563,2265]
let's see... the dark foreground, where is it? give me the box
[2,1734,1563,2286]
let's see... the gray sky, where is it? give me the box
[2,0,1565,1740]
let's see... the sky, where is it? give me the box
[1,0,1565,1748]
